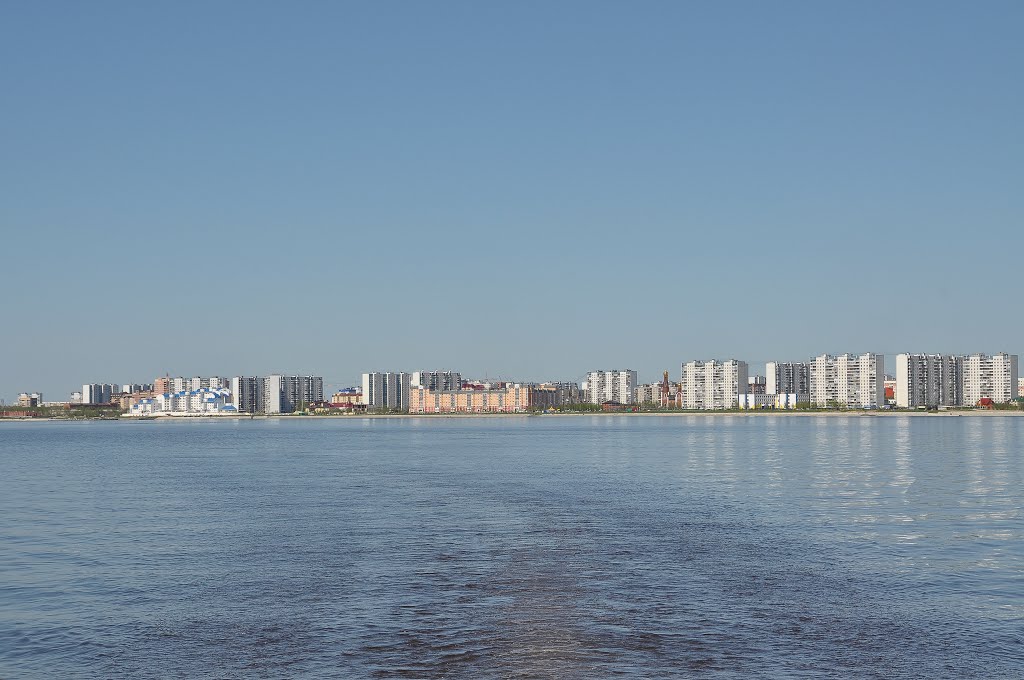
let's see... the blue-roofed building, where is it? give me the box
[128,387,236,416]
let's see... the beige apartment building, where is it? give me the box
[408,384,559,413]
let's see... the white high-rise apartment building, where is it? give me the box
[808,353,884,408]
[895,354,963,408]
[963,353,1019,405]
[230,375,323,414]
[362,372,413,410]
[263,374,284,414]
[584,370,637,405]
[231,376,262,413]
[765,362,809,396]
[82,384,100,405]
[278,375,324,411]
[635,383,658,404]
[175,376,226,391]
[680,360,749,410]
[82,383,117,404]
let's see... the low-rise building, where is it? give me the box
[737,393,805,409]
[128,388,238,416]
[408,384,557,413]
[635,381,681,407]
[17,393,42,408]
[330,389,363,405]
[118,391,155,410]
[883,376,897,405]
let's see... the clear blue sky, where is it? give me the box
[2,1,1021,401]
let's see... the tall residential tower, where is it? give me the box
[680,360,749,410]
[584,370,637,405]
[895,354,963,408]
[765,362,810,397]
[808,353,884,408]
[962,353,1019,405]
[362,372,413,410]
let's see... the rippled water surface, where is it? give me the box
[1,416,1022,678]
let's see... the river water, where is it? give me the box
[1,416,1021,678]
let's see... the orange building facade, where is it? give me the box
[408,385,559,413]
[330,391,363,405]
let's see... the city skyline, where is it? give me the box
[27,350,1018,415]
[9,349,1022,407]
[3,2,1022,401]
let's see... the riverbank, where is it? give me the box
[6,409,1024,422]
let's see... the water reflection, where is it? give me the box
[1,417,1023,678]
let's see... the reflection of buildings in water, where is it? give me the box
[717,418,739,486]
[854,416,878,464]
[680,418,708,474]
[682,422,739,486]
[965,418,1011,509]
[811,417,853,491]
[849,418,883,511]
[890,416,915,494]
[760,416,784,491]
[963,418,988,497]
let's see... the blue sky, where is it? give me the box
[1,1,1021,400]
